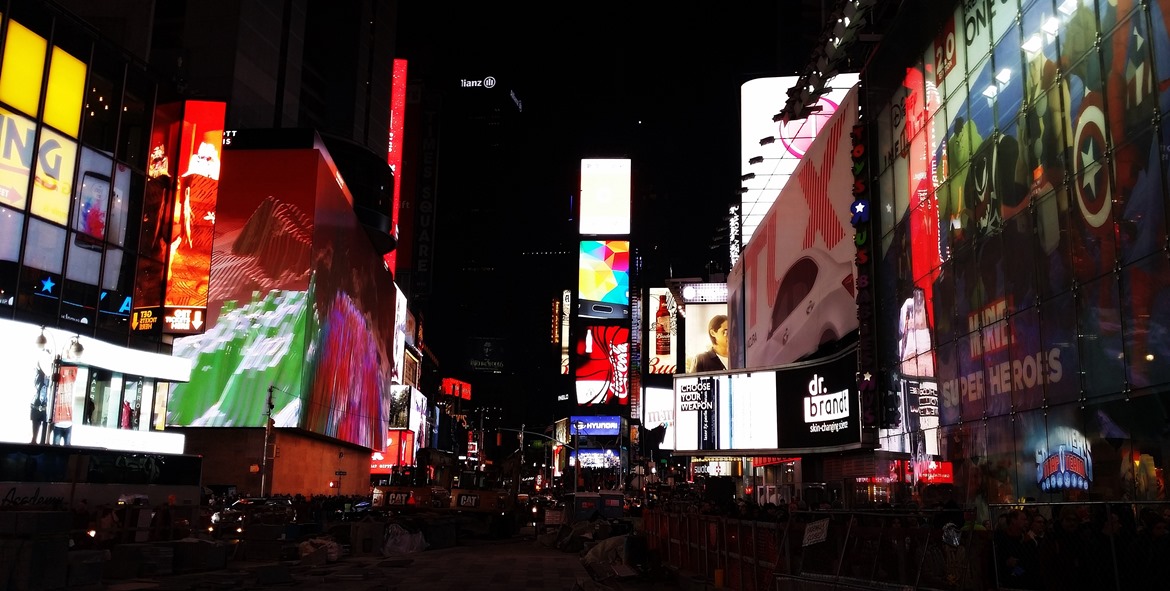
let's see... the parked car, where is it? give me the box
[208,497,294,538]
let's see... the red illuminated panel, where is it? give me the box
[370,428,414,473]
[574,323,629,406]
[164,101,226,334]
[1046,454,1061,477]
[441,377,472,400]
[918,461,954,484]
[383,59,408,271]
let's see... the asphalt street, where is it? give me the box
[104,534,629,591]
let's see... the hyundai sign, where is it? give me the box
[570,416,621,436]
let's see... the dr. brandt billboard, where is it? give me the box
[570,416,621,436]
[673,347,863,453]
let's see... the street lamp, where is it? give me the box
[35,327,84,445]
[572,420,585,499]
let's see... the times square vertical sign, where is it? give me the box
[850,123,878,429]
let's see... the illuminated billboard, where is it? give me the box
[647,288,676,375]
[729,85,860,369]
[560,289,571,374]
[164,101,226,335]
[410,389,428,457]
[579,159,631,235]
[384,58,408,271]
[642,386,675,450]
[578,240,629,319]
[570,416,621,436]
[440,377,472,400]
[392,284,407,384]
[673,347,862,453]
[574,323,629,406]
[874,0,1170,437]
[739,74,859,249]
[370,428,415,473]
[167,136,396,449]
[683,302,729,373]
[0,319,190,453]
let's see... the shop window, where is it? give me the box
[98,246,133,333]
[87,369,116,428]
[117,69,152,169]
[81,50,124,153]
[0,205,23,307]
[17,219,65,318]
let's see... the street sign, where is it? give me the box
[335,470,348,476]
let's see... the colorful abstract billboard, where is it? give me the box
[574,322,629,406]
[729,85,860,369]
[164,101,225,334]
[579,159,631,235]
[167,138,395,449]
[578,240,629,319]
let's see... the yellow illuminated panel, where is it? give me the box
[30,128,77,224]
[44,47,86,137]
[0,105,36,210]
[0,21,47,118]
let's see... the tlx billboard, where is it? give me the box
[729,85,860,369]
[739,74,860,249]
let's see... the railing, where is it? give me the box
[642,501,1170,591]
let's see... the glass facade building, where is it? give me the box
[875,0,1170,509]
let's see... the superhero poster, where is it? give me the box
[877,0,1170,443]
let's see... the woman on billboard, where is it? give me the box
[691,315,729,372]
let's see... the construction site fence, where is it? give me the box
[641,500,1170,591]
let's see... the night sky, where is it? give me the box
[396,2,818,279]
[394,3,824,424]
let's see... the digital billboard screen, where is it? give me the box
[729,86,860,369]
[167,140,395,449]
[647,288,677,375]
[577,240,629,319]
[683,302,729,373]
[673,347,861,453]
[642,386,675,450]
[579,159,631,235]
[164,101,226,335]
[871,0,1170,454]
[739,74,859,248]
[574,323,629,406]
[570,415,621,436]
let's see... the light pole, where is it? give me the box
[572,420,585,499]
[260,384,275,497]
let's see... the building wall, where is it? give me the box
[179,428,371,497]
[872,0,1170,509]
